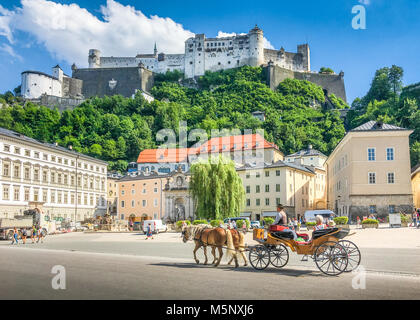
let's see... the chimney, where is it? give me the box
[308,144,313,150]
[68,145,73,150]
[54,142,58,147]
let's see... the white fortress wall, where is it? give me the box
[21,72,62,99]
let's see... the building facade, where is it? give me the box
[285,145,327,168]
[0,128,107,221]
[412,164,420,210]
[117,172,166,221]
[326,121,414,221]
[106,173,121,217]
[163,170,195,223]
[236,160,326,221]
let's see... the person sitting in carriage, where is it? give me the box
[314,215,327,230]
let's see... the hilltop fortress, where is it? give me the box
[21,25,346,109]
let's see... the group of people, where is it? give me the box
[10,226,44,245]
[226,220,247,233]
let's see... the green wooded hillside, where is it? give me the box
[0,65,418,171]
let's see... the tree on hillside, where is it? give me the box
[319,67,334,74]
[189,156,245,220]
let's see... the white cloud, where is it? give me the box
[0,43,23,61]
[0,0,195,66]
[358,0,370,5]
[217,30,275,50]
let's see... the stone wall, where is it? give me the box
[72,66,154,98]
[266,64,347,102]
[348,194,414,220]
[38,95,85,112]
[62,77,83,98]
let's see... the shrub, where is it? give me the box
[333,217,349,225]
[210,219,224,227]
[361,219,379,225]
[400,213,411,223]
[306,222,316,226]
[236,219,250,229]
[192,219,208,225]
[176,220,191,228]
[263,218,275,226]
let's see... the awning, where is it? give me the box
[240,212,252,217]
[262,211,277,217]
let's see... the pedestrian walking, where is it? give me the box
[242,221,247,234]
[232,220,237,230]
[293,218,298,231]
[356,216,361,229]
[11,227,19,245]
[37,226,44,243]
[145,223,154,240]
[412,210,418,227]
[31,226,37,244]
[21,228,27,244]
[129,220,134,232]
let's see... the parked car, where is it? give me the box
[142,220,168,234]
[250,221,261,229]
[223,217,251,225]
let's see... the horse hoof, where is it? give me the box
[195,260,200,264]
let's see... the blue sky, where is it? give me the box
[0,0,419,103]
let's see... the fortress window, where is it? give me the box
[218,62,221,65]
[190,61,193,64]
[228,61,231,64]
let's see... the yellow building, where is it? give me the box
[117,172,166,221]
[106,173,121,217]
[236,160,326,221]
[326,121,414,221]
[412,164,420,210]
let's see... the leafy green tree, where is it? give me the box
[319,67,334,74]
[189,156,245,220]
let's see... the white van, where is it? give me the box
[304,210,335,223]
[142,220,168,234]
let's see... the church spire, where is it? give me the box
[154,42,157,56]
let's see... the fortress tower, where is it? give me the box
[248,25,265,67]
[88,49,101,68]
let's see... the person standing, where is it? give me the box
[145,223,154,240]
[356,216,361,229]
[31,226,37,244]
[21,228,27,244]
[242,221,247,234]
[232,220,237,230]
[293,218,298,231]
[11,227,19,245]
[412,210,418,228]
[37,226,44,243]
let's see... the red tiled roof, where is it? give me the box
[137,148,197,163]
[197,134,279,154]
[136,134,280,164]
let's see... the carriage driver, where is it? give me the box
[274,204,298,240]
[274,204,288,225]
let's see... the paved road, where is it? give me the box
[1,232,419,299]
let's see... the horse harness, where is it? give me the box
[193,226,242,249]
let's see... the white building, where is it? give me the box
[285,145,327,169]
[0,128,108,221]
[87,25,310,79]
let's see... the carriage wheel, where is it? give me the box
[249,245,270,270]
[269,244,289,268]
[314,241,348,276]
[339,240,361,272]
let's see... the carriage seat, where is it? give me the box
[271,230,294,240]
[312,228,339,240]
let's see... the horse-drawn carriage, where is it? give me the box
[248,225,361,276]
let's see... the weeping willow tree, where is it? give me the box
[189,156,245,220]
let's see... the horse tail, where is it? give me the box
[225,229,236,261]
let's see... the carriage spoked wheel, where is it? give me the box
[338,240,361,272]
[269,244,289,268]
[249,245,270,270]
[314,241,348,276]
